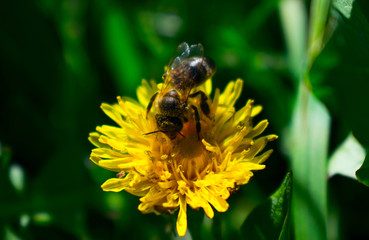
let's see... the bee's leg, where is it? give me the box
[191,105,201,140]
[189,91,210,118]
[146,92,159,119]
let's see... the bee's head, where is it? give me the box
[156,115,183,139]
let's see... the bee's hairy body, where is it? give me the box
[145,43,216,140]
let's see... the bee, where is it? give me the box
[145,42,216,140]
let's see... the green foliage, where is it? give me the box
[312,0,369,188]
[312,0,369,147]
[333,0,354,18]
[241,172,292,240]
[102,3,143,94]
[356,156,369,186]
[287,84,330,240]
[281,0,331,239]
[328,133,366,179]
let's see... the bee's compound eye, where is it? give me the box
[156,116,182,132]
[171,117,182,127]
[168,117,183,133]
[157,117,165,123]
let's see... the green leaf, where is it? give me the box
[102,3,142,96]
[311,0,369,147]
[278,211,291,240]
[333,0,354,18]
[279,0,307,80]
[328,132,366,179]
[4,226,21,240]
[241,172,292,240]
[285,83,330,240]
[356,154,369,186]
[280,0,333,239]
[8,163,25,193]
[307,0,332,67]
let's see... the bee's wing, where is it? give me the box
[162,42,205,96]
[161,43,189,91]
[187,43,204,58]
[168,42,190,71]
[168,42,204,70]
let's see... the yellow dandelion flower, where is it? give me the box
[88,78,277,236]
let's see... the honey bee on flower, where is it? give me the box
[145,42,216,140]
[89,42,277,237]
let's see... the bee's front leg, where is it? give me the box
[146,92,159,119]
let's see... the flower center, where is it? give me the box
[175,134,203,159]
[172,129,214,181]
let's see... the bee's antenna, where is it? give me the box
[144,130,185,139]
[143,130,162,136]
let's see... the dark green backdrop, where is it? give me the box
[1,0,369,239]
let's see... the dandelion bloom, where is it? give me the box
[88,78,277,236]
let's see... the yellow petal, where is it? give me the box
[246,120,269,139]
[232,99,253,126]
[223,127,248,154]
[242,137,268,159]
[97,157,134,170]
[125,181,152,197]
[219,152,232,170]
[219,79,243,107]
[96,125,126,140]
[101,103,125,127]
[204,78,212,95]
[98,135,126,152]
[101,176,132,192]
[95,158,131,171]
[137,202,154,213]
[136,79,157,106]
[140,187,167,203]
[202,187,229,212]
[210,88,220,113]
[89,132,110,148]
[91,148,127,159]
[251,105,262,117]
[202,139,219,153]
[163,190,179,208]
[185,188,214,219]
[158,181,176,189]
[176,195,187,237]
[250,149,274,164]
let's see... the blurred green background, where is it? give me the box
[1,0,369,239]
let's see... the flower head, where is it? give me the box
[89,78,277,236]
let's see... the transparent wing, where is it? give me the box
[187,43,204,58]
[168,42,189,71]
[168,42,204,70]
[162,42,205,97]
